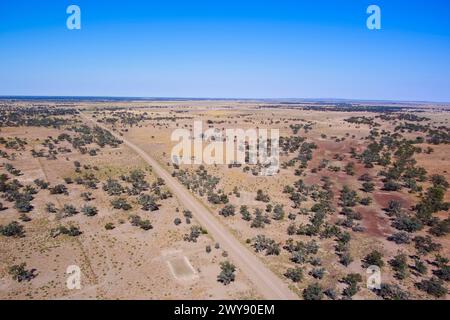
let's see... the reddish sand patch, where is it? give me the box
[373,192,413,210]
[359,207,392,237]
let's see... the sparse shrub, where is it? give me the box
[272,204,285,220]
[390,253,408,280]
[219,205,235,217]
[8,263,35,282]
[252,235,280,256]
[388,232,411,244]
[111,198,131,210]
[129,215,152,230]
[340,186,358,207]
[184,226,204,242]
[303,283,323,300]
[81,192,93,201]
[104,223,115,230]
[324,288,338,300]
[311,267,326,279]
[434,265,450,281]
[240,205,251,221]
[378,283,409,300]
[45,202,57,213]
[383,180,402,191]
[413,236,442,255]
[138,194,159,211]
[217,261,236,285]
[392,214,423,232]
[429,218,450,237]
[251,209,266,228]
[284,267,303,283]
[139,219,153,230]
[362,182,375,193]
[340,251,353,267]
[341,273,363,298]
[19,213,31,222]
[49,184,68,195]
[0,221,24,237]
[416,277,448,298]
[414,259,428,275]
[363,250,384,268]
[81,205,98,217]
[255,189,270,202]
[61,204,78,217]
[33,179,49,189]
[14,196,33,213]
[359,197,372,206]
[59,225,82,237]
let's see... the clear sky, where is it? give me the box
[1,0,450,102]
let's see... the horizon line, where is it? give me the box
[0,95,450,105]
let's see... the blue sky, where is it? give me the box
[1,0,450,102]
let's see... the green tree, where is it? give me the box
[303,283,323,300]
[284,267,303,283]
[390,253,408,280]
[217,261,236,285]
[363,250,384,268]
[416,277,448,298]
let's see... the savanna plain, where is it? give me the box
[0,99,449,300]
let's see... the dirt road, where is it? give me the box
[80,112,298,300]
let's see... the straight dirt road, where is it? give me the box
[80,112,298,300]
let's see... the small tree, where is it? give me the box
[14,197,33,213]
[81,205,98,217]
[217,261,236,285]
[303,283,323,300]
[413,259,427,275]
[386,200,402,216]
[311,267,326,279]
[104,223,115,230]
[111,198,132,210]
[342,273,363,298]
[255,189,270,202]
[344,162,355,176]
[139,219,153,230]
[240,205,251,221]
[61,204,78,217]
[45,202,58,213]
[413,236,442,255]
[340,186,358,207]
[388,232,410,244]
[340,250,353,267]
[272,204,285,220]
[138,194,159,211]
[378,283,409,300]
[251,209,266,228]
[363,250,384,268]
[383,180,401,191]
[0,221,25,237]
[284,267,303,282]
[8,263,35,282]
[219,205,236,217]
[390,253,408,280]
[416,277,448,298]
[362,182,375,193]
[49,184,68,195]
[59,225,82,237]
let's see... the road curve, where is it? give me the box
[80,112,298,300]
